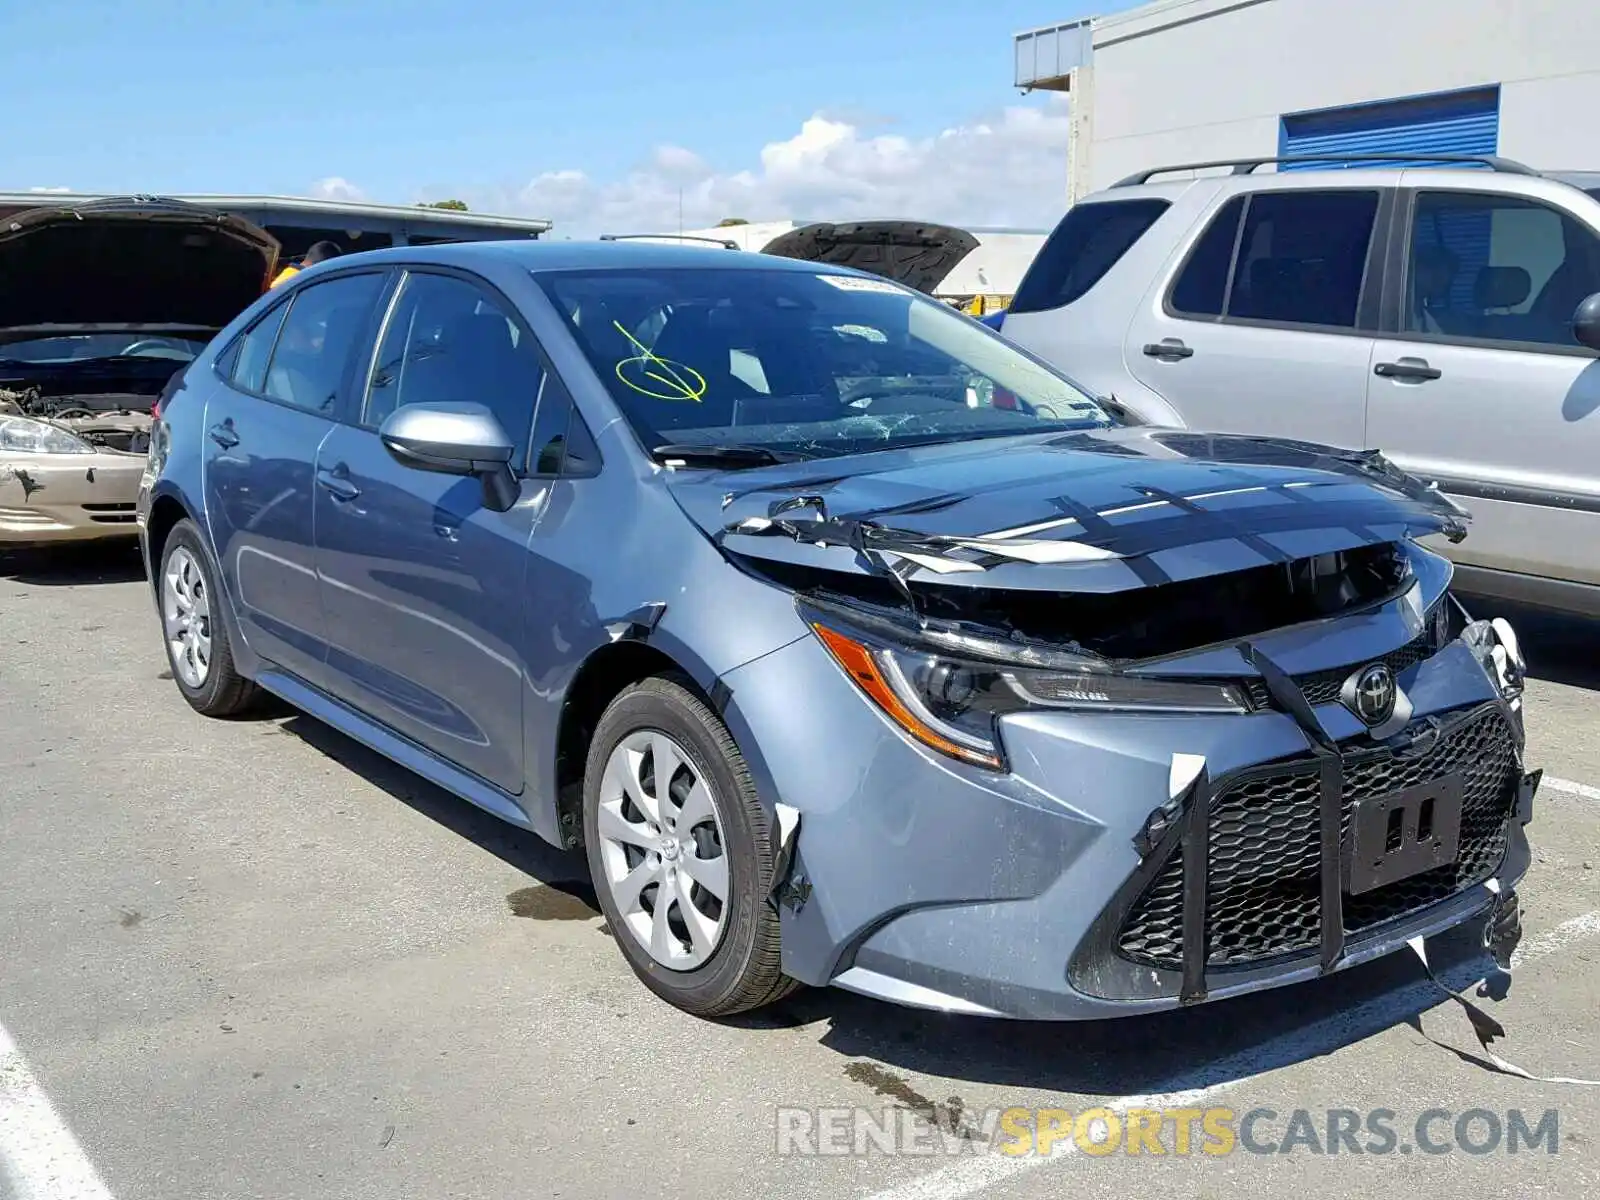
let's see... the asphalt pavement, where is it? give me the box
[1,543,1597,1200]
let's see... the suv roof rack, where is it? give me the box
[598,232,741,249]
[1111,153,1541,188]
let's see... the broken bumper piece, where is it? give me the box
[721,612,1535,1020]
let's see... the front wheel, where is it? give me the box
[582,674,796,1017]
[158,520,259,717]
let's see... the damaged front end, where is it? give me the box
[675,427,1538,1016]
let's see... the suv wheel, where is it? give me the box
[583,674,796,1017]
[158,520,259,717]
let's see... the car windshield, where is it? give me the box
[536,266,1111,460]
[0,332,208,366]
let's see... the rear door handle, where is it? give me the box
[315,467,361,502]
[1143,338,1194,360]
[1374,358,1442,382]
[207,421,239,449]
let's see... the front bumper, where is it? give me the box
[722,625,1534,1020]
[0,452,144,544]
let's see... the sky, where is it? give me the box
[0,0,1134,236]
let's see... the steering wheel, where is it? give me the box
[120,339,190,359]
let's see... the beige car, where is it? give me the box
[0,197,278,545]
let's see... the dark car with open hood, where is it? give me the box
[139,240,1537,1020]
[1,196,278,544]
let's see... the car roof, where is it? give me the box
[319,238,857,276]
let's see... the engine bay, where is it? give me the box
[0,384,157,454]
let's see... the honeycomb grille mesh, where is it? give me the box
[1116,705,1519,971]
[1241,637,1433,711]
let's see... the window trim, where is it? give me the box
[215,268,393,417]
[356,264,585,478]
[214,295,291,390]
[1161,186,1393,338]
[1382,187,1600,359]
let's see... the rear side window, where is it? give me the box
[1169,190,1379,329]
[263,273,386,414]
[229,302,290,394]
[1009,199,1171,315]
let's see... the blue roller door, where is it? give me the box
[1278,86,1500,170]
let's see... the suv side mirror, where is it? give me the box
[379,402,518,512]
[1574,293,1600,352]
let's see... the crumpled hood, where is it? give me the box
[0,197,279,335]
[665,427,1470,595]
[760,221,979,294]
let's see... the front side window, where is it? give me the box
[1169,191,1378,329]
[1009,199,1171,315]
[263,273,386,414]
[1405,191,1600,348]
[364,272,544,463]
[537,267,1110,460]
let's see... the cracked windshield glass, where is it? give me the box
[538,266,1110,460]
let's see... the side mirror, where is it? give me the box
[1573,293,1600,352]
[379,402,518,512]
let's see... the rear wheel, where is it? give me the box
[583,674,796,1017]
[159,520,259,717]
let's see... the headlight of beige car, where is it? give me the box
[0,415,95,455]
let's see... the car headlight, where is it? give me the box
[0,415,93,455]
[806,606,1249,771]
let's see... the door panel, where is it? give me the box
[202,391,337,684]
[313,424,541,793]
[1126,189,1383,448]
[314,268,550,794]
[202,271,389,683]
[1367,338,1600,583]
[1367,188,1600,587]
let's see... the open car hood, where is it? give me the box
[759,221,979,294]
[0,197,280,336]
[666,427,1470,603]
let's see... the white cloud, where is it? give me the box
[308,176,366,202]
[358,98,1070,236]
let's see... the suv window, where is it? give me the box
[1406,191,1600,348]
[229,301,290,394]
[363,271,545,464]
[1170,191,1378,329]
[263,273,386,414]
[1009,199,1170,315]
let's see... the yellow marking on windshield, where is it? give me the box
[612,319,707,402]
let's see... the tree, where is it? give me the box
[716,217,749,227]
[420,199,469,211]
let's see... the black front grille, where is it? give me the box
[1240,636,1432,710]
[1116,703,1519,971]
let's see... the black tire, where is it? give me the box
[157,519,260,718]
[582,674,798,1017]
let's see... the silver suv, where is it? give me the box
[998,154,1600,618]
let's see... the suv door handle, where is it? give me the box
[315,467,361,502]
[207,420,240,449]
[1374,358,1442,382]
[1143,338,1194,360]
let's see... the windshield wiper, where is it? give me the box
[650,443,809,468]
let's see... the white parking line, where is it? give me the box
[1543,776,1600,802]
[0,1022,115,1200]
[863,908,1600,1200]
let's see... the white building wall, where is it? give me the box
[1084,0,1600,191]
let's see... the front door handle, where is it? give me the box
[1374,358,1442,382]
[207,420,240,449]
[315,467,361,502]
[1143,338,1194,360]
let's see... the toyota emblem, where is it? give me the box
[1348,663,1397,727]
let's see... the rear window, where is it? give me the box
[1008,199,1171,315]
